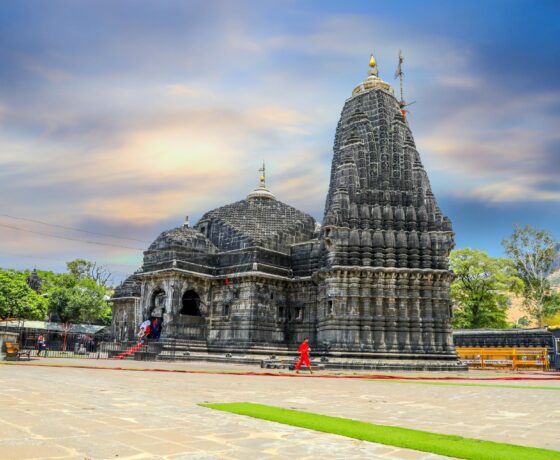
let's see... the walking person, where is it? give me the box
[295,338,313,374]
[36,334,46,357]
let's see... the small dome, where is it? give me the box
[247,184,276,200]
[352,55,394,96]
[352,74,394,96]
[148,226,217,253]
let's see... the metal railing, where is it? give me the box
[456,347,550,371]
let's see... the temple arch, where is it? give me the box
[181,290,202,316]
[147,286,167,318]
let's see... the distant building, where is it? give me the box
[111,56,462,370]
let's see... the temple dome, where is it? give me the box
[247,184,276,200]
[196,185,316,253]
[148,225,217,253]
[352,74,394,96]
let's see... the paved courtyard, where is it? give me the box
[0,359,559,459]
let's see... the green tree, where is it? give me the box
[66,259,112,287]
[450,248,522,329]
[0,269,48,320]
[543,291,560,319]
[48,275,110,325]
[502,225,558,327]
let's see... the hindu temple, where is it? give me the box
[111,55,463,370]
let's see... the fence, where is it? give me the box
[456,347,550,371]
[16,337,171,361]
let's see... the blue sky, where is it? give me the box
[0,0,558,283]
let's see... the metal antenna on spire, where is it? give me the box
[259,161,266,187]
[394,50,415,118]
[394,49,405,106]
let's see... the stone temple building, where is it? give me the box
[111,56,463,369]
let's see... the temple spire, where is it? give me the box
[247,161,275,200]
[368,53,378,77]
[352,53,392,96]
[259,161,266,187]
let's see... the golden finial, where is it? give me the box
[368,53,378,77]
[259,161,266,187]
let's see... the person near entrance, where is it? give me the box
[151,318,161,341]
[295,338,313,374]
[137,320,151,344]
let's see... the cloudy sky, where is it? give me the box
[0,0,558,283]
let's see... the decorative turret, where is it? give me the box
[352,54,394,96]
[247,161,276,200]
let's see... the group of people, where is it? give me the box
[75,334,97,353]
[137,318,162,343]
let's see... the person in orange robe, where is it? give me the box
[295,338,313,374]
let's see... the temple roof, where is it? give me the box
[112,274,142,299]
[197,190,316,253]
[148,226,217,253]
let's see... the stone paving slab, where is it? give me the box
[8,357,560,383]
[1,359,559,459]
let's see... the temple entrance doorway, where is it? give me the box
[178,289,206,340]
[180,290,201,316]
[147,287,166,340]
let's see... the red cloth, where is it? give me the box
[298,340,309,355]
[296,340,311,369]
[295,354,311,370]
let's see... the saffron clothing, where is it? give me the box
[295,340,311,370]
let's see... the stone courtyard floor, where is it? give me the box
[1,359,559,459]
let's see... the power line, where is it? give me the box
[0,222,145,251]
[0,213,149,243]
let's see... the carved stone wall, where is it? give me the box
[111,301,137,341]
[315,269,454,356]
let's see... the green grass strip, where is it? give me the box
[200,402,560,460]
[367,379,560,391]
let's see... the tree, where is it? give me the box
[48,276,111,325]
[0,269,48,321]
[66,258,112,287]
[450,248,522,329]
[502,225,558,327]
[543,291,560,320]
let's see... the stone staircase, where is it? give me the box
[108,341,164,361]
[156,338,208,361]
[114,343,144,360]
[155,338,298,366]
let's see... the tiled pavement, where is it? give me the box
[0,359,559,459]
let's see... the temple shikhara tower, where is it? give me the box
[112,55,463,370]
